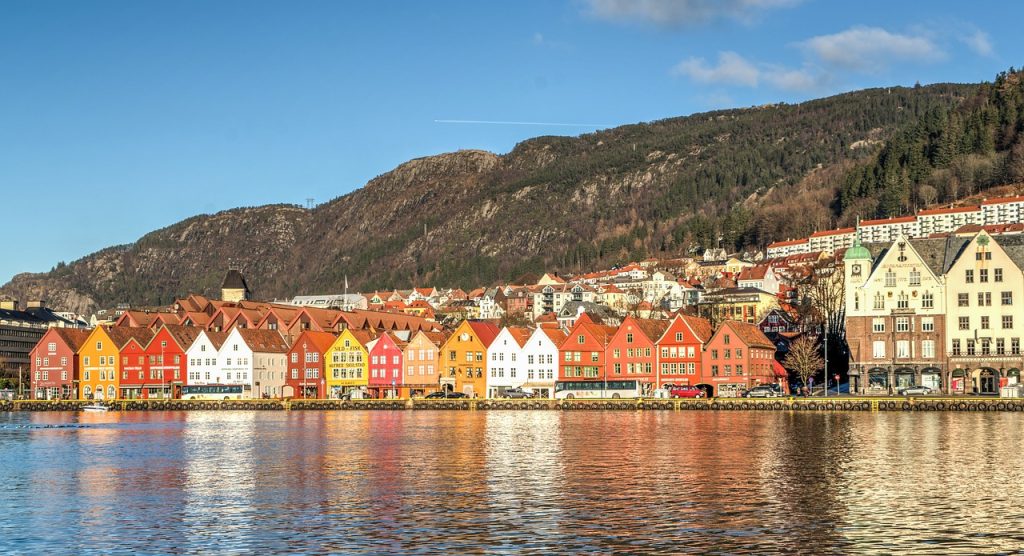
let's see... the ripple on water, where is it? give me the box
[0,410,1022,554]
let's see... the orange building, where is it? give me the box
[440,321,499,397]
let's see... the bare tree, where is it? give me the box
[784,336,824,390]
[918,184,938,207]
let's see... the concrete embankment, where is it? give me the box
[4,398,1024,412]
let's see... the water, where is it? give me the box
[1,410,1023,554]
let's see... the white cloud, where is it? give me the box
[673,51,760,87]
[800,26,942,70]
[584,0,800,27]
[673,52,826,92]
[960,29,993,57]
[761,65,822,91]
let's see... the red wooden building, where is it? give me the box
[284,330,336,398]
[30,328,90,400]
[655,314,713,389]
[368,331,407,398]
[141,325,201,399]
[701,320,783,397]
[605,316,669,395]
[559,313,617,382]
[115,328,157,399]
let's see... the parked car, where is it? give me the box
[666,385,705,398]
[421,391,466,401]
[502,387,533,399]
[898,385,933,396]
[743,385,781,398]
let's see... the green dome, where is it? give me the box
[844,237,872,261]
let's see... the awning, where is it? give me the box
[772,360,789,378]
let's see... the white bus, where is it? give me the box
[554,380,644,399]
[180,385,245,400]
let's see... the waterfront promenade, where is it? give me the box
[6,396,1024,412]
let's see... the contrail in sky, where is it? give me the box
[435,119,612,128]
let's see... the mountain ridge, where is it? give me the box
[4,80,1004,314]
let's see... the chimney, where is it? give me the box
[0,299,19,311]
[27,300,45,310]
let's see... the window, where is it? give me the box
[675,332,683,342]
[965,269,974,283]
[959,316,970,330]
[1003,315,1014,329]
[982,340,991,356]
[1013,338,1021,356]
[958,293,969,307]
[952,339,961,356]
[1003,292,1013,306]
[872,318,886,333]
[626,333,634,343]
[735,364,743,376]
[874,293,885,310]
[885,270,896,287]
[981,316,990,330]
[896,340,910,358]
[711,365,719,376]
[897,293,909,309]
[872,341,885,358]
[83,356,90,366]
[997,338,1006,355]
[967,339,976,356]
[723,334,731,345]
[922,340,935,358]
[978,292,992,307]
[577,335,585,344]
[909,270,921,286]
[711,349,718,359]
[922,292,934,309]
[591,352,599,362]
[921,317,934,332]
[291,353,298,363]
[980,269,989,283]
[896,317,910,332]
[995,268,1003,282]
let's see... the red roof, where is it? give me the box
[809,227,856,238]
[767,238,809,248]
[918,205,980,216]
[468,321,500,348]
[772,359,788,378]
[982,195,1024,206]
[860,216,916,226]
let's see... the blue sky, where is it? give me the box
[2,0,1021,283]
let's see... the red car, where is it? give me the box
[666,385,705,398]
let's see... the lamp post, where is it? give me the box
[161,345,166,399]
[823,322,829,397]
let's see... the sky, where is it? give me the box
[2,0,1022,283]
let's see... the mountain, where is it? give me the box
[7,77,1014,315]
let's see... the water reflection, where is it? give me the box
[2,410,1024,553]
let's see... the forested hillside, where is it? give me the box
[9,74,1019,314]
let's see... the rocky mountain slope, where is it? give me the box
[2,80,993,314]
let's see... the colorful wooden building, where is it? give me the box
[284,330,336,398]
[558,313,617,383]
[655,314,713,389]
[403,330,447,397]
[440,320,499,397]
[606,316,669,395]
[30,328,90,400]
[368,331,407,398]
[701,320,782,397]
[326,328,375,398]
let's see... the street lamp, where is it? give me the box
[161,344,166,399]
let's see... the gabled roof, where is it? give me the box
[981,195,1024,205]
[720,320,774,350]
[236,328,290,353]
[293,330,338,353]
[467,321,500,347]
[106,326,156,349]
[541,327,567,344]
[221,269,249,290]
[154,324,204,351]
[51,328,91,351]
[631,318,671,344]
[504,326,533,348]
[662,314,713,344]
[203,330,232,350]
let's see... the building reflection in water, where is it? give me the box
[4,410,1024,553]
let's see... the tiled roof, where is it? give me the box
[809,227,856,237]
[860,216,917,226]
[295,331,338,353]
[723,320,774,349]
[678,314,713,343]
[981,195,1024,205]
[52,328,91,351]
[767,238,809,248]
[468,321,500,347]
[237,329,290,353]
[918,205,980,216]
[106,326,156,349]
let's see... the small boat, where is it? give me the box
[82,403,109,412]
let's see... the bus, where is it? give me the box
[554,380,644,399]
[180,385,246,400]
